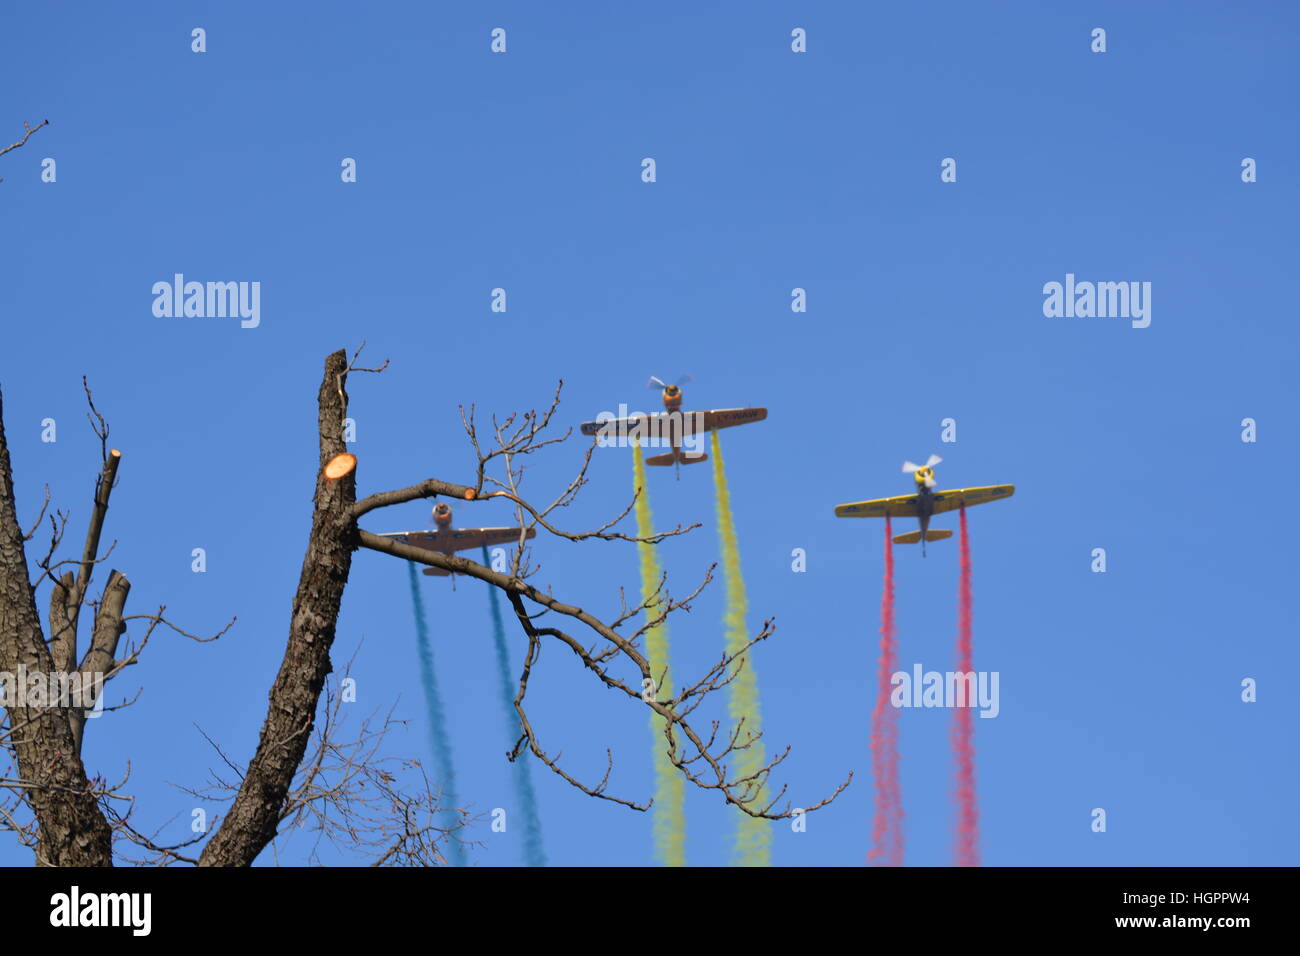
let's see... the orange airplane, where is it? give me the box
[376,503,536,576]
[579,376,766,476]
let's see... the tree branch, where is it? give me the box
[197,349,357,867]
[0,119,48,183]
[0,385,113,865]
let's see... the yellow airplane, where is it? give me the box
[834,455,1014,556]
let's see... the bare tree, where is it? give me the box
[0,348,850,866]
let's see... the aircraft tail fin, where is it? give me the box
[893,529,954,545]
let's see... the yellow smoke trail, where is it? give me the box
[710,430,772,867]
[632,444,687,867]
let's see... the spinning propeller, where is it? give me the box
[902,454,943,488]
[647,374,693,391]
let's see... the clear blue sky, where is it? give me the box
[2,1,1296,866]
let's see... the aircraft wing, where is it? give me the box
[373,527,536,553]
[579,413,661,437]
[372,531,439,548]
[834,494,920,518]
[698,407,767,432]
[579,408,766,440]
[930,485,1016,514]
[440,527,537,551]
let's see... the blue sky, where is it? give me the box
[2,1,1296,866]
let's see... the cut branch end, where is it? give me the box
[324,453,357,481]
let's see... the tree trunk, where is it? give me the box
[198,349,356,866]
[0,393,113,865]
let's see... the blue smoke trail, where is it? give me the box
[407,560,467,866]
[483,546,547,866]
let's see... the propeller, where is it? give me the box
[647,374,694,390]
[902,454,942,488]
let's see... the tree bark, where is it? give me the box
[71,569,129,752]
[0,392,113,865]
[198,349,357,866]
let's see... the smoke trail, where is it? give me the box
[709,430,771,867]
[868,517,904,866]
[482,545,547,867]
[406,560,467,867]
[632,444,687,867]
[952,507,980,866]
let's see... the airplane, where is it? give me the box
[833,455,1014,556]
[375,503,536,577]
[579,376,767,477]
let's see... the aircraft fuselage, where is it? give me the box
[915,485,935,555]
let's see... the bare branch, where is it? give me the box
[345,341,390,376]
[81,376,110,463]
[21,486,50,542]
[0,119,48,183]
[350,478,479,522]
[357,528,851,819]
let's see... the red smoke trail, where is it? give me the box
[952,507,980,866]
[868,517,903,865]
